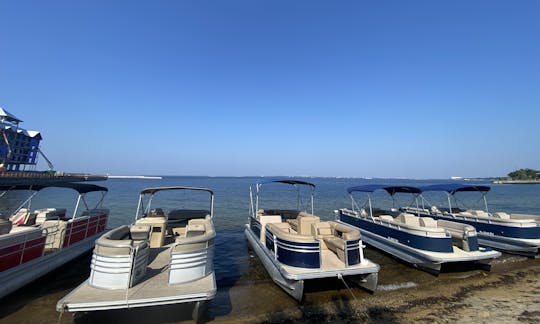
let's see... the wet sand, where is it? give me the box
[1,237,538,324]
[211,255,540,324]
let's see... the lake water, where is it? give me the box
[1,176,539,323]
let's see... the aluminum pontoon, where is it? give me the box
[57,186,216,321]
[336,185,500,273]
[245,179,379,301]
[0,183,109,298]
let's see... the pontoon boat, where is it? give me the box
[245,179,379,301]
[57,186,216,321]
[409,184,540,257]
[0,183,109,298]
[336,185,500,273]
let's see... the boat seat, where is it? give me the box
[312,222,333,238]
[378,215,394,223]
[419,217,438,228]
[286,219,299,231]
[265,223,315,243]
[130,225,151,241]
[258,215,282,244]
[398,213,420,226]
[94,225,147,256]
[173,224,215,254]
[185,224,206,237]
[297,212,320,235]
[468,210,489,217]
[493,212,510,219]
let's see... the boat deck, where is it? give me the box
[57,245,216,312]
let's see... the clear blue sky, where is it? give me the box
[1,1,538,178]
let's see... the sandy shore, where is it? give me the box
[213,259,539,323]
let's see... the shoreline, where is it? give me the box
[107,175,162,179]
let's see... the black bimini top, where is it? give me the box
[419,184,491,194]
[140,186,214,195]
[347,184,421,195]
[0,182,108,194]
[255,178,316,187]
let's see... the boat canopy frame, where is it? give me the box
[0,182,108,219]
[249,179,315,218]
[419,184,491,214]
[346,185,422,219]
[134,186,214,221]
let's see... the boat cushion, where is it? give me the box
[419,217,438,228]
[398,213,420,226]
[130,225,151,241]
[379,215,394,222]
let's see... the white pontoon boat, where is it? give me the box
[336,185,500,273]
[0,183,109,298]
[245,179,379,301]
[57,186,216,321]
[409,184,540,257]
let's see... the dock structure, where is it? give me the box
[0,171,107,185]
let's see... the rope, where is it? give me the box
[337,273,357,300]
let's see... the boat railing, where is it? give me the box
[42,223,64,250]
[0,227,46,271]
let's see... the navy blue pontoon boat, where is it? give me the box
[336,185,500,273]
[244,179,379,301]
[405,184,540,257]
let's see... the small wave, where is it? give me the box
[377,282,417,291]
[490,255,528,265]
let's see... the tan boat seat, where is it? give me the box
[379,215,394,222]
[493,212,510,219]
[398,213,420,226]
[297,212,320,235]
[419,217,438,228]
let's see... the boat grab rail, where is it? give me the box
[0,228,45,264]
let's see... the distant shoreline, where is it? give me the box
[107,175,162,179]
[492,179,540,184]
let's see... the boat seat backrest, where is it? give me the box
[468,210,489,217]
[378,215,394,223]
[330,221,361,241]
[265,223,315,243]
[130,225,151,241]
[493,212,510,219]
[0,219,12,234]
[185,223,206,237]
[94,225,133,256]
[297,213,320,235]
[312,222,333,238]
[398,213,420,227]
[258,215,282,244]
[419,217,438,228]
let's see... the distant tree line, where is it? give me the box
[508,168,540,180]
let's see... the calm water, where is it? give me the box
[1,177,539,323]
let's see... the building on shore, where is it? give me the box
[0,108,42,172]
